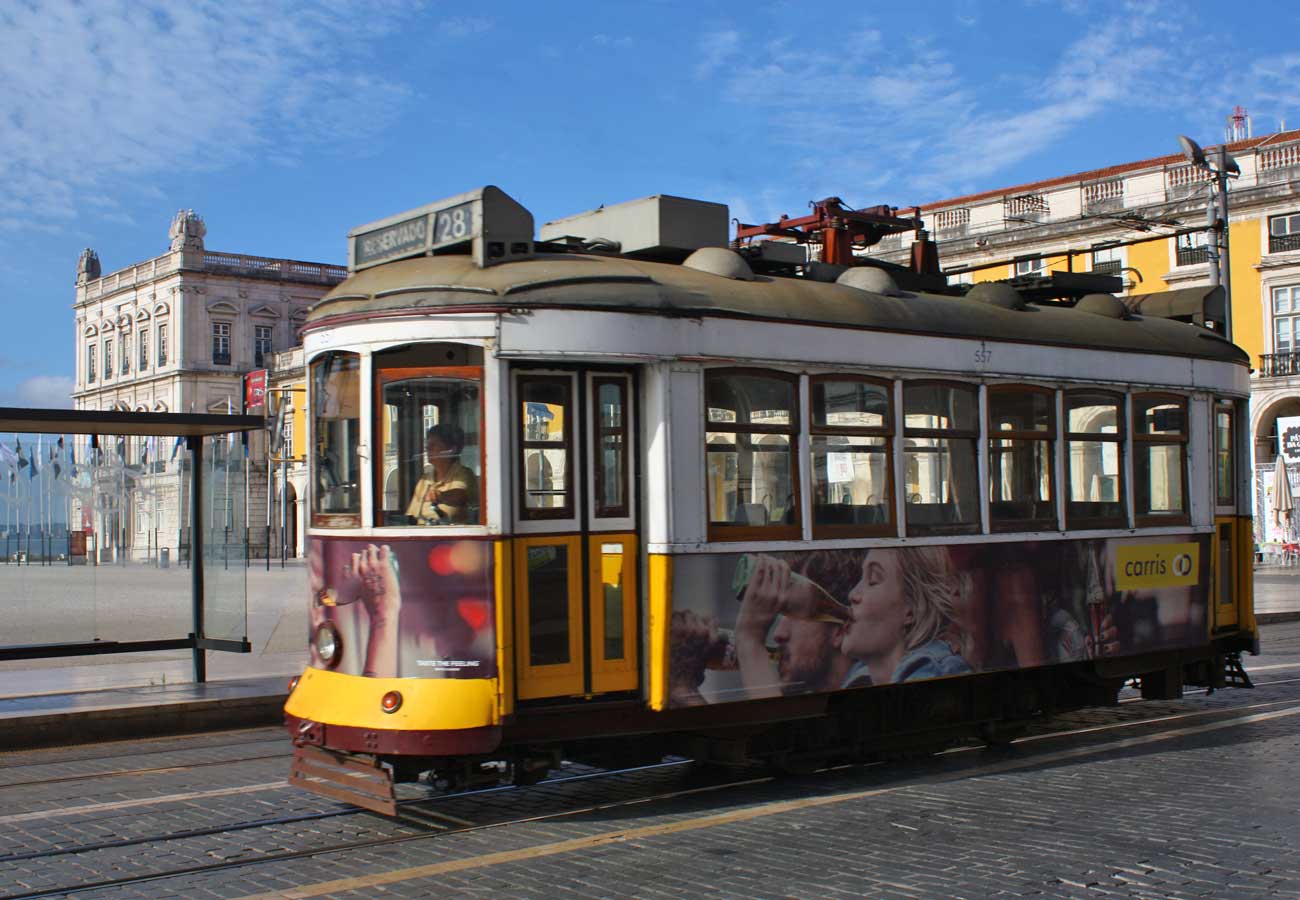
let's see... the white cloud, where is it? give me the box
[705,7,1198,202]
[439,15,493,38]
[695,30,741,79]
[0,0,420,228]
[0,375,74,409]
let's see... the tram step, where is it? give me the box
[289,745,398,816]
[1223,652,1253,689]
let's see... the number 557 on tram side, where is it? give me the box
[285,187,1255,812]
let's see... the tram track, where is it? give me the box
[0,760,685,865]
[0,751,289,791]
[0,730,287,768]
[4,689,1300,900]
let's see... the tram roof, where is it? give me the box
[307,253,1249,366]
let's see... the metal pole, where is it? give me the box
[281,456,288,567]
[1217,145,1233,344]
[189,436,206,683]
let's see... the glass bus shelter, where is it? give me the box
[0,407,264,682]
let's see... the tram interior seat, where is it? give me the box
[816,504,887,526]
[904,502,964,526]
[1067,500,1124,520]
[989,500,1056,524]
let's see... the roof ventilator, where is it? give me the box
[836,267,902,296]
[965,282,1027,311]
[683,247,757,281]
[1075,293,1129,319]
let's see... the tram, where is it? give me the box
[285,186,1256,813]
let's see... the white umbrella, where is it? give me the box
[1275,456,1295,542]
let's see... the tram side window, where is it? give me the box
[311,351,362,525]
[902,382,979,535]
[593,378,630,519]
[988,386,1056,531]
[705,369,800,538]
[1134,394,1188,524]
[810,376,893,536]
[519,376,573,519]
[1215,400,1235,508]
[1065,391,1125,528]
[375,343,483,527]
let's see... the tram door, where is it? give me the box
[512,369,639,701]
[1212,399,1240,630]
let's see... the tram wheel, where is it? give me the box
[977,721,1028,749]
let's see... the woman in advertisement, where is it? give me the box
[838,546,973,687]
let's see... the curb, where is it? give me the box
[0,693,288,751]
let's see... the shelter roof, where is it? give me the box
[0,408,264,437]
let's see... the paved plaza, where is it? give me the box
[1,622,1299,899]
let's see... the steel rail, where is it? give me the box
[0,752,288,792]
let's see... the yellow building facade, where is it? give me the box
[874,129,1300,539]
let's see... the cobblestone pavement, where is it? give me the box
[2,625,1299,900]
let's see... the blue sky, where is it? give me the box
[2,0,1298,407]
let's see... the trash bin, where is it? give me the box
[160,547,170,569]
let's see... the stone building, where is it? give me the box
[72,210,345,559]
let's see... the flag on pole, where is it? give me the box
[0,443,16,471]
[16,439,29,472]
[268,395,287,458]
[170,435,185,461]
[31,435,40,478]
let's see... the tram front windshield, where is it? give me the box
[377,343,483,526]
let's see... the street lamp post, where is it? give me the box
[1178,135,1240,342]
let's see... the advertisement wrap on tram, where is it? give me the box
[667,536,1208,707]
[307,537,496,680]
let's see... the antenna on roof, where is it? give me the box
[1225,106,1251,142]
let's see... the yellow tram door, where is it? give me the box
[1212,399,1239,630]
[512,370,640,701]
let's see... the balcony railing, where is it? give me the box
[1083,179,1124,214]
[1270,233,1300,254]
[1258,143,1300,184]
[1176,245,1211,267]
[1259,352,1300,377]
[1091,259,1122,276]
[213,352,232,366]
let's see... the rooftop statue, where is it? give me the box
[169,209,206,251]
[77,247,101,283]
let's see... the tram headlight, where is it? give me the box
[381,691,403,713]
[287,675,301,693]
[314,622,342,668]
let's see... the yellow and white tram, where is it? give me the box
[285,187,1255,811]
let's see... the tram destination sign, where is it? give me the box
[347,187,534,272]
[352,202,476,268]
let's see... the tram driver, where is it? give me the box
[405,424,478,524]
